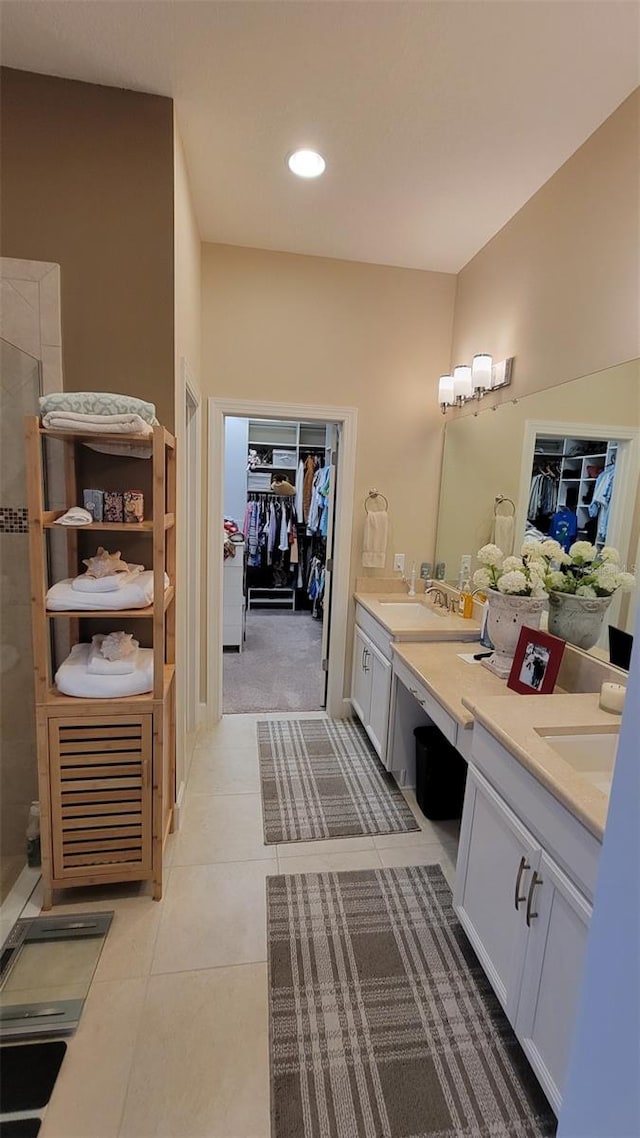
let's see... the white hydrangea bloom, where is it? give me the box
[569,541,597,562]
[503,556,525,572]
[527,558,548,577]
[477,544,504,567]
[600,546,621,563]
[547,570,569,590]
[530,582,548,598]
[496,570,528,594]
[473,567,492,590]
[616,571,636,592]
[521,540,544,558]
[593,565,620,594]
[541,539,565,559]
[576,585,597,598]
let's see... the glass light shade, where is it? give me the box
[472,354,492,390]
[453,365,472,400]
[287,149,326,178]
[438,375,454,405]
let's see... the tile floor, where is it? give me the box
[37,712,459,1138]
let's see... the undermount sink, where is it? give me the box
[378,601,427,611]
[538,731,619,793]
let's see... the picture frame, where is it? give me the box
[507,625,566,695]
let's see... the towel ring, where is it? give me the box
[494,494,515,516]
[365,489,389,513]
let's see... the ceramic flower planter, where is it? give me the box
[483,590,547,677]
[547,590,612,650]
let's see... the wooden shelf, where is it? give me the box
[39,425,175,449]
[46,586,175,619]
[41,511,175,531]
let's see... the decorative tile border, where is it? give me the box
[0,507,29,534]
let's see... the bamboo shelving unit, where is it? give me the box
[24,418,176,907]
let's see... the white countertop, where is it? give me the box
[354,592,481,642]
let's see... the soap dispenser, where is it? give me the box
[408,561,416,597]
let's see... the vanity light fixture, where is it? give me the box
[439,356,514,413]
[287,149,326,178]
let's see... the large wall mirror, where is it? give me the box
[435,358,640,646]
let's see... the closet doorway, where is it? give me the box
[207,399,357,721]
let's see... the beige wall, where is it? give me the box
[173,122,202,777]
[0,68,175,427]
[450,89,640,410]
[201,243,456,577]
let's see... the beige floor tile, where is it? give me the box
[195,715,259,752]
[119,964,269,1138]
[275,848,382,876]
[276,835,376,858]
[172,793,273,866]
[377,840,450,870]
[40,977,146,1138]
[187,744,260,796]
[151,860,272,973]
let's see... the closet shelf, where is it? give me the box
[45,586,175,619]
[41,511,175,531]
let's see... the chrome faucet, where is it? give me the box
[425,586,448,609]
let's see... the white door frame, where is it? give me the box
[207,397,358,721]
[176,358,202,815]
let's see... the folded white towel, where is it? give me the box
[55,643,153,698]
[87,635,138,675]
[47,570,169,611]
[41,411,153,436]
[54,506,93,527]
[362,510,388,569]
[72,566,144,593]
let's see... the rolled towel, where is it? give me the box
[87,634,138,674]
[54,506,93,527]
[55,643,153,698]
[362,510,388,568]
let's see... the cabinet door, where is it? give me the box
[455,767,541,1023]
[49,714,153,881]
[367,644,392,760]
[515,851,592,1114]
[351,626,372,727]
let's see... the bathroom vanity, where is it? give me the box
[455,694,616,1113]
[350,593,480,764]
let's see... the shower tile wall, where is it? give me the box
[0,259,63,904]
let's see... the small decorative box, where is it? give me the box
[103,490,124,523]
[82,488,104,522]
[123,490,144,524]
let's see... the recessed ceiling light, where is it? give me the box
[287,149,326,179]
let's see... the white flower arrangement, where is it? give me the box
[547,541,636,598]
[475,540,635,599]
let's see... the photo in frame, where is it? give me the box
[507,625,566,695]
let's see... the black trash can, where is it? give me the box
[413,725,467,820]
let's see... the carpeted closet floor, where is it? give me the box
[223,609,324,713]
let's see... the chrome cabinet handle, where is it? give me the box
[361,646,366,670]
[525,871,543,927]
[514,855,530,910]
[409,686,425,707]
[362,647,370,673]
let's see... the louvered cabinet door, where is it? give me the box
[48,715,153,880]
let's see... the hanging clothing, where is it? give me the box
[589,463,615,544]
[295,460,305,523]
[302,456,317,523]
[307,464,331,536]
[527,472,558,523]
[549,507,578,551]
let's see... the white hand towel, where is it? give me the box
[493,513,515,556]
[362,510,388,568]
[72,566,144,593]
[54,506,93,527]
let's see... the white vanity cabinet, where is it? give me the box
[455,725,597,1114]
[351,623,392,760]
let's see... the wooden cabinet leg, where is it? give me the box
[41,885,53,911]
[152,878,162,901]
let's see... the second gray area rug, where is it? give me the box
[258,718,420,844]
[268,865,556,1138]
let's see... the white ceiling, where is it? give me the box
[1,1,638,273]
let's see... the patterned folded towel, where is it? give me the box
[39,392,157,424]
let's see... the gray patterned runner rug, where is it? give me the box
[268,865,556,1138]
[258,719,420,844]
